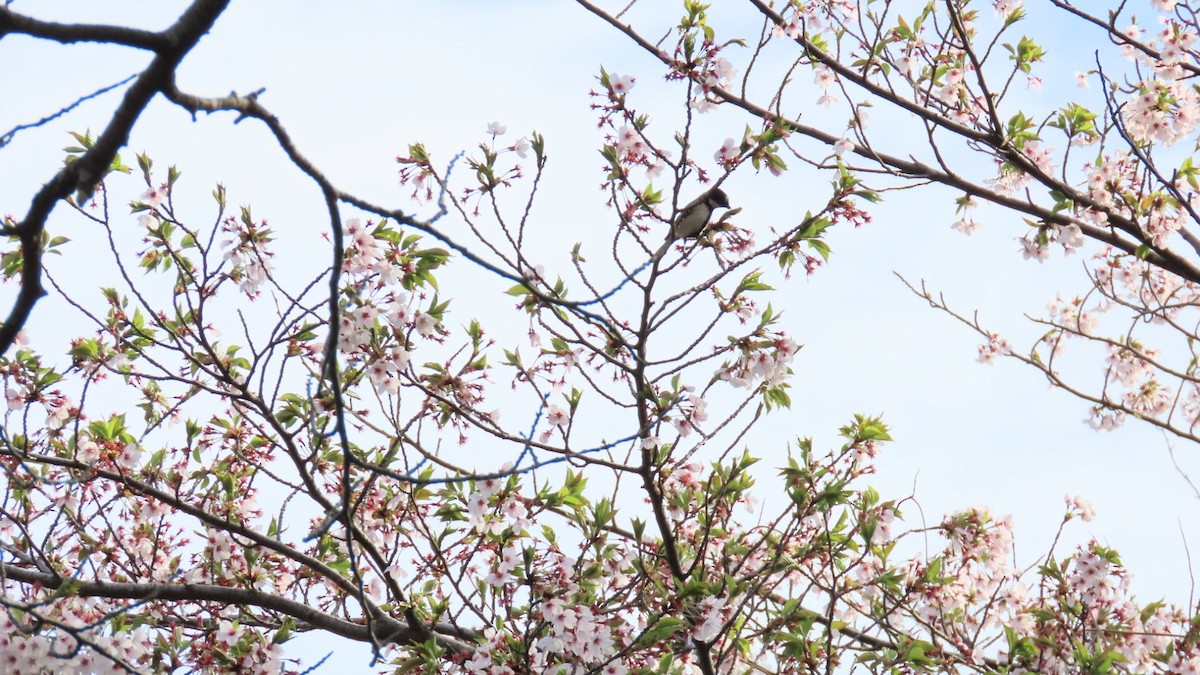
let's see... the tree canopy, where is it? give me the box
[1,1,1199,673]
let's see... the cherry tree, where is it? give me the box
[577,0,1200,440]
[0,1,1198,674]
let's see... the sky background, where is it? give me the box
[2,1,1198,669]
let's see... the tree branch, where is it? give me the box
[0,0,230,355]
[0,563,473,654]
[0,7,171,51]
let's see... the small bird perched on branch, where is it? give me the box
[669,187,730,241]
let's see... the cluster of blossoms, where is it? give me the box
[951,195,982,235]
[448,475,639,673]
[532,593,620,666]
[220,213,275,297]
[612,125,665,178]
[1064,493,1096,521]
[336,299,416,396]
[197,528,256,583]
[824,495,1199,673]
[1019,141,1057,180]
[714,136,742,168]
[1119,22,1200,146]
[209,620,285,673]
[134,185,169,228]
[690,57,736,113]
[662,460,706,531]
[893,508,1020,643]
[1046,293,1098,336]
[934,65,972,107]
[399,122,529,204]
[689,596,732,644]
[1085,152,1140,213]
[0,336,83,433]
[1086,403,1128,431]
[717,334,799,389]
[1008,539,1194,674]
[1031,294,1091,361]
[668,389,709,437]
[975,331,1012,364]
[772,0,859,39]
[813,65,838,107]
[597,73,670,181]
[339,218,435,298]
[333,218,450,397]
[1079,149,1190,247]
[1106,341,1161,388]
[1092,249,1191,318]
[43,394,75,431]
[993,0,1023,19]
[1038,245,1200,432]
[465,478,533,537]
[1017,222,1085,262]
[0,601,153,674]
[1121,376,1173,419]
[1140,199,1188,248]
[988,159,1034,196]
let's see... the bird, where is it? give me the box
[669,187,730,241]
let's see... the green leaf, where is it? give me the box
[634,616,686,648]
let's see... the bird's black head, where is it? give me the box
[707,188,730,209]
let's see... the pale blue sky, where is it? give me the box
[2,1,1196,669]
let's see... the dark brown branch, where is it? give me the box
[0,7,171,51]
[0,0,230,355]
[0,563,472,653]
